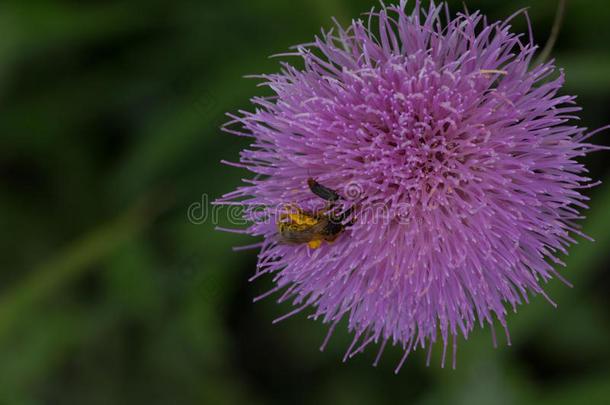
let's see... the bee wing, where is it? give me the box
[277,220,328,245]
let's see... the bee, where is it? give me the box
[277,178,354,248]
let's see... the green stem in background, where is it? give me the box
[0,189,173,342]
[534,0,567,66]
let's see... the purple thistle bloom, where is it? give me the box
[216,0,605,371]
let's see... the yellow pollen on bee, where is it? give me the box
[279,204,319,227]
[286,212,318,226]
[308,239,322,249]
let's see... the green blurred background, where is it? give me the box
[1,0,609,404]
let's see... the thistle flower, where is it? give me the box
[216,0,605,371]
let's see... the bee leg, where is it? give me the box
[313,201,336,219]
[337,206,354,224]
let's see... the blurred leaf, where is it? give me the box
[558,54,610,94]
[0,191,170,342]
